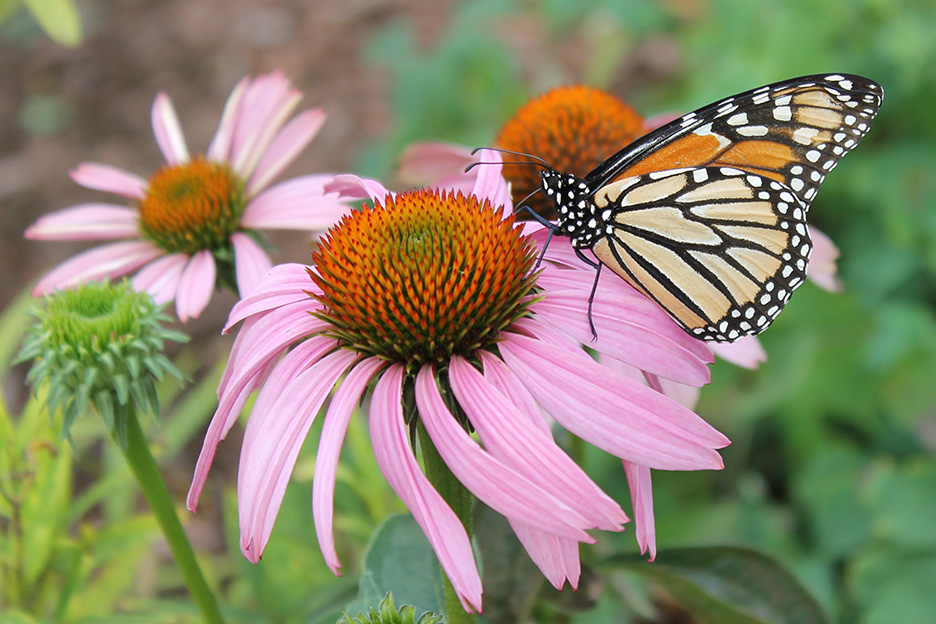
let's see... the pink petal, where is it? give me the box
[478,351,551,434]
[246,109,326,195]
[709,336,767,370]
[450,356,627,531]
[313,357,387,574]
[224,263,320,333]
[369,364,483,613]
[25,204,139,241]
[601,355,702,410]
[510,521,581,590]
[231,72,303,178]
[624,462,656,561]
[207,77,249,162]
[231,233,273,298]
[70,163,147,199]
[175,250,216,323]
[470,148,513,215]
[807,226,843,292]
[499,331,729,470]
[187,331,335,513]
[239,349,357,562]
[396,141,475,187]
[415,366,594,541]
[132,253,189,305]
[533,280,712,386]
[324,174,392,203]
[242,175,351,231]
[33,240,163,295]
[151,92,190,165]
[219,303,329,400]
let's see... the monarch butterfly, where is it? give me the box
[531,73,883,342]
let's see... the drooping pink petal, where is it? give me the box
[396,141,475,187]
[175,250,217,323]
[151,92,190,166]
[533,275,712,386]
[499,331,729,470]
[600,355,702,410]
[33,240,163,295]
[325,174,392,203]
[415,366,594,541]
[187,331,336,512]
[223,263,320,333]
[25,204,140,241]
[369,364,483,613]
[314,357,387,574]
[219,302,329,400]
[478,351,551,434]
[242,175,351,231]
[70,163,147,199]
[239,349,357,562]
[709,336,767,370]
[231,233,273,298]
[510,521,582,590]
[132,253,189,305]
[807,226,843,292]
[246,108,326,195]
[450,356,627,531]
[207,76,249,162]
[624,461,656,561]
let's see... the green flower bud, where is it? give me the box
[339,594,443,624]
[17,280,187,446]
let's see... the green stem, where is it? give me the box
[418,423,477,624]
[117,405,225,624]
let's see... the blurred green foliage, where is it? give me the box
[359,0,936,622]
[0,0,82,47]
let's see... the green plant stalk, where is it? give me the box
[418,423,476,624]
[117,404,225,624]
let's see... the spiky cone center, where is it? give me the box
[137,156,247,254]
[17,281,186,443]
[310,189,539,367]
[496,85,644,219]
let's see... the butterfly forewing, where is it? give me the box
[590,167,811,341]
[586,74,883,210]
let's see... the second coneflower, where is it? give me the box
[26,71,352,322]
[187,152,728,613]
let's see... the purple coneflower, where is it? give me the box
[186,152,729,612]
[26,71,350,321]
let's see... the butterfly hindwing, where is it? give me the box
[589,167,811,342]
[585,74,883,210]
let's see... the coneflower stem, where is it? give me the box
[117,404,225,624]
[418,423,476,624]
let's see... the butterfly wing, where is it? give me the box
[585,74,883,209]
[590,167,811,341]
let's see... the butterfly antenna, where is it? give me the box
[469,146,553,169]
[465,160,552,173]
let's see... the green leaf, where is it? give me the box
[20,415,73,584]
[604,546,829,624]
[22,0,82,47]
[343,514,445,618]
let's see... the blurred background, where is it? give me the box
[2,0,935,622]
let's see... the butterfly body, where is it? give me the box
[538,73,883,342]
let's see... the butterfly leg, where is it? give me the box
[515,205,557,270]
[573,248,602,341]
